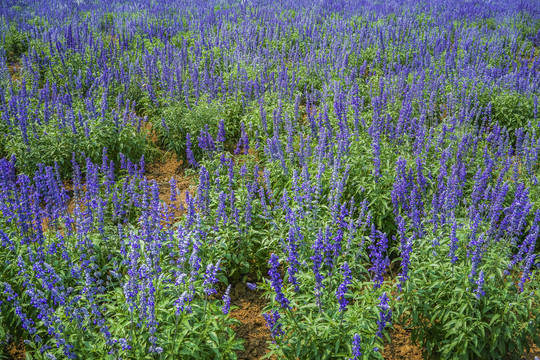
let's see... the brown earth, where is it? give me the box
[7,63,22,83]
[145,148,196,222]
[229,283,273,360]
[382,325,424,360]
[5,339,25,360]
[143,120,198,217]
[523,344,540,360]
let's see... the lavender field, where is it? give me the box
[1,0,540,359]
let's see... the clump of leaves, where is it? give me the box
[154,95,244,162]
[1,116,155,178]
[490,92,536,134]
[3,25,29,64]
[397,225,540,359]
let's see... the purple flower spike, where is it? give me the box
[475,270,485,299]
[268,254,289,309]
[376,292,392,338]
[203,260,221,296]
[336,262,352,312]
[349,333,362,360]
[263,310,284,339]
[222,285,231,315]
[247,283,257,290]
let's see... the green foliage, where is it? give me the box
[490,92,536,132]
[171,31,196,49]
[474,17,498,31]
[260,276,390,360]
[345,135,399,236]
[99,13,115,33]
[398,229,540,359]
[154,96,244,162]
[185,153,276,281]
[295,65,324,93]
[515,13,540,43]
[254,212,392,359]
[1,3,540,360]
[2,25,29,64]
[0,115,155,177]
[27,16,49,29]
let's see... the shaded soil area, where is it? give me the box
[229,283,273,360]
[3,339,25,360]
[522,344,540,360]
[381,325,540,360]
[7,63,22,83]
[382,325,424,360]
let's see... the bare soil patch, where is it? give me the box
[229,283,273,360]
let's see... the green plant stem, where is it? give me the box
[203,293,208,325]
[130,310,134,346]
[173,314,180,353]
[286,307,304,336]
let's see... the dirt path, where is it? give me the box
[382,325,424,360]
[229,283,273,359]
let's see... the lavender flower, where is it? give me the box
[263,310,284,339]
[448,216,459,265]
[268,254,289,309]
[175,291,187,316]
[203,260,221,296]
[286,227,300,292]
[118,338,131,351]
[217,119,226,144]
[368,226,390,289]
[371,129,382,180]
[349,333,362,360]
[336,262,352,312]
[475,270,485,299]
[186,133,198,167]
[376,292,392,338]
[149,346,163,354]
[312,229,325,311]
[169,177,178,205]
[222,285,231,315]
[247,283,257,290]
